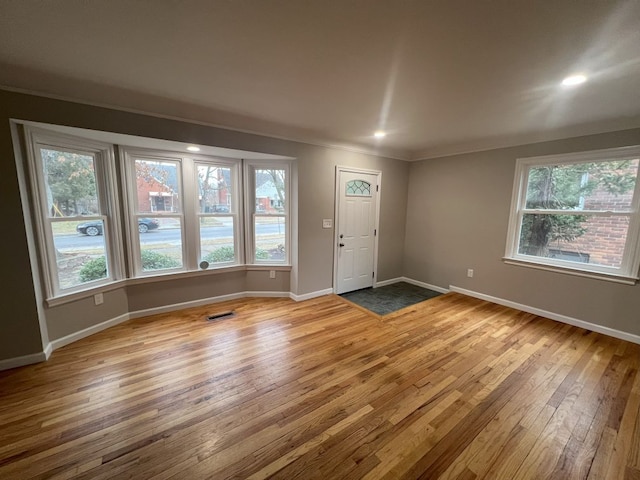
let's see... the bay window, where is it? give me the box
[22,124,293,302]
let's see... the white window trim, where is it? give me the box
[504,145,640,284]
[192,157,243,267]
[244,160,292,265]
[122,148,289,275]
[16,121,296,305]
[121,147,187,276]
[24,127,123,298]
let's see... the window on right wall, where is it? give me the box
[504,146,640,284]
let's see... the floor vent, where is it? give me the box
[206,311,235,322]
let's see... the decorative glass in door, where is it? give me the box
[345,179,372,196]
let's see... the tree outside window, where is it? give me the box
[506,147,640,281]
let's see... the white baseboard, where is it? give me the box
[449,285,640,345]
[43,342,52,360]
[47,292,291,355]
[402,277,449,294]
[7,280,444,371]
[129,291,294,320]
[246,291,291,298]
[3,290,297,371]
[374,277,404,287]
[290,288,334,302]
[0,351,49,371]
[379,276,449,294]
[129,292,248,319]
[50,312,132,351]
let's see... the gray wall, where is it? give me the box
[404,128,640,336]
[6,85,637,364]
[45,288,129,340]
[1,102,43,359]
[0,89,409,359]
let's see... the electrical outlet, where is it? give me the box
[269,270,276,279]
[467,269,474,278]
[94,293,104,305]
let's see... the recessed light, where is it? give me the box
[561,74,587,86]
[187,146,200,152]
[374,131,386,138]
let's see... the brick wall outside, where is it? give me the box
[136,176,176,213]
[551,160,638,267]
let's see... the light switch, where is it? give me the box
[322,219,332,229]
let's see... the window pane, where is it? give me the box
[526,159,638,211]
[197,165,232,213]
[519,213,630,268]
[52,220,108,289]
[346,179,372,196]
[255,169,285,213]
[41,148,98,216]
[200,216,236,264]
[138,217,183,271]
[134,159,181,214]
[255,216,286,261]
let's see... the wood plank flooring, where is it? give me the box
[0,292,638,479]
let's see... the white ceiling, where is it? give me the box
[1,0,639,160]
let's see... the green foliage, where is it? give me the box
[42,149,96,216]
[140,250,181,270]
[205,247,270,262]
[594,161,637,194]
[526,160,635,209]
[204,246,235,263]
[79,250,180,282]
[79,256,107,282]
[520,214,588,256]
[520,161,636,256]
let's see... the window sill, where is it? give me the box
[502,257,639,285]
[246,265,292,271]
[127,264,292,285]
[46,264,293,307]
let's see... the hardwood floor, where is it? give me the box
[0,293,639,479]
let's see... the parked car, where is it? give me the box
[205,204,230,213]
[76,218,159,236]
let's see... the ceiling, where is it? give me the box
[1,0,639,161]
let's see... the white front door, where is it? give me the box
[335,169,379,294]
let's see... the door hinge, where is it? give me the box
[372,271,375,278]
[374,229,377,236]
[376,185,379,192]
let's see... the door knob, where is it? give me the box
[339,243,345,247]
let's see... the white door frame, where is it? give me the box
[333,166,382,293]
